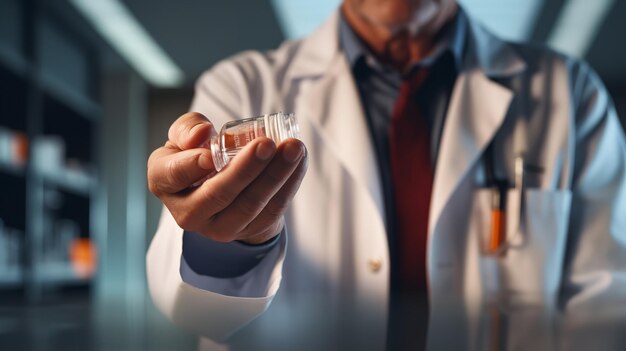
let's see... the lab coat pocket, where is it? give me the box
[476,189,572,302]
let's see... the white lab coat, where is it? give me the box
[147,10,626,351]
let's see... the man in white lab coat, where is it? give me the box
[146,0,626,350]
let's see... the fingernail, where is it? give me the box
[256,141,276,160]
[283,143,304,163]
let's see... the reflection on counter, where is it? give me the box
[427,298,626,351]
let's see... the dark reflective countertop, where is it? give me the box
[1,290,625,351]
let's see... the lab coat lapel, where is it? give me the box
[289,12,386,226]
[429,72,513,233]
[429,16,526,235]
[300,58,386,223]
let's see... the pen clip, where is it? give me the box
[499,155,526,251]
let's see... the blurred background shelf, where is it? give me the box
[0,0,100,301]
[38,73,101,120]
[37,262,89,286]
[41,172,93,197]
[0,159,25,177]
[0,267,23,288]
[0,45,29,80]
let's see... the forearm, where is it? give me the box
[146,207,287,340]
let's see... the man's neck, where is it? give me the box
[341,2,458,71]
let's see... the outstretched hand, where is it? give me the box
[147,112,308,244]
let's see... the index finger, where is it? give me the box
[168,112,216,150]
[189,137,277,219]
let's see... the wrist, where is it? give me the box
[239,218,284,245]
[238,231,281,246]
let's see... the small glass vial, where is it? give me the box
[210,112,300,171]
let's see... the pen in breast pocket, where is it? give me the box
[484,143,508,256]
[488,181,507,256]
[488,156,531,255]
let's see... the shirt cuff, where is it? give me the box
[181,231,281,278]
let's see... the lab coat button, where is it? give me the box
[368,258,382,273]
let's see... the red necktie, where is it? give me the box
[389,68,433,294]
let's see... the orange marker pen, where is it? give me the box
[488,185,506,256]
[483,143,509,256]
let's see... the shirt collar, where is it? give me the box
[340,8,467,72]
